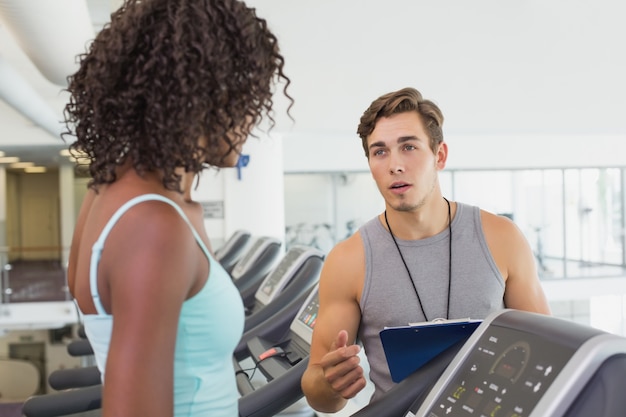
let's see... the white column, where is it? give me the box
[192,134,285,251]
[58,165,75,267]
[0,165,6,271]
[0,166,6,248]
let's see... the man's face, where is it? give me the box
[366,111,445,212]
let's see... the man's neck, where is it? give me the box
[382,197,451,240]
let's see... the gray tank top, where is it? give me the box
[358,202,505,401]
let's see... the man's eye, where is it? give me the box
[404,144,416,151]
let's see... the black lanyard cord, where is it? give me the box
[384,197,452,322]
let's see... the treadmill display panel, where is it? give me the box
[259,247,305,297]
[422,325,575,417]
[296,291,319,331]
[232,238,265,278]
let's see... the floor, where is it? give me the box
[0,402,23,417]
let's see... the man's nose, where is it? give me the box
[389,154,404,174]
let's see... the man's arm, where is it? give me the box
[482,212,551,314]
[301,233,368,413]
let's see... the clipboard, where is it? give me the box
[379,318,482,383]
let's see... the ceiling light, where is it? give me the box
[59,149,71,157]
[10,162,35,169]
[0,151,5,157]
[0,157,20,164]
[25,167,47,173]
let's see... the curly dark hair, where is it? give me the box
[356,87,443,158]
[63,0,292,191]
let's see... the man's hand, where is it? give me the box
[319,330,367,400]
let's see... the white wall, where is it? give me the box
[2,0,625,165]
[192,134,286,249]
[283,133,626,173]
[241,0,626,171]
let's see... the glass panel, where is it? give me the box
[284,174,335,253]
[562,168,625,277]
[514,169,565,278]
[563,169,583,273]
[284,167,625,279]
[600,168,623,265]
[284,172,383,254]
[333,172,384,241]
[452,170,514,215]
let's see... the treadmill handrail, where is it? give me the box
[235,287,314,361]
[238,358,309,417]
[22,384,102,417]
[48,366,101,390]
[350,340,464,417]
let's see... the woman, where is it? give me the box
[65,0,291,416]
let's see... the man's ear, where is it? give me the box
[436,141,448,169]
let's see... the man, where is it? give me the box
[300,87,551,413]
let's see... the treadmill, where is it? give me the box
[40,307,626,417]
[236,283,320,417]
[231,236,282,308]
[352,309,626,417]
[214,229,252,273]
[242,245,323,332]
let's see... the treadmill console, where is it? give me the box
[290,284,320,343]
[297,290,319,330]
[231,237,280,280]
[214,229,250,261]
[412,309,626,417]
[419,325,573,417]
[254,246,317,306]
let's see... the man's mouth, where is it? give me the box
[390,182,410,191]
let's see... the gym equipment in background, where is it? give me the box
[214,229,252,273]
[231,236,282,308]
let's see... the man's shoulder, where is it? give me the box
[328,231,365,261]
[323,233,366,283]
[357,214,386,241]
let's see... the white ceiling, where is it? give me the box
[1,0,625,171]
[0,0,117,169]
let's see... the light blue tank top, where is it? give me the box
[82,194,245,416]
